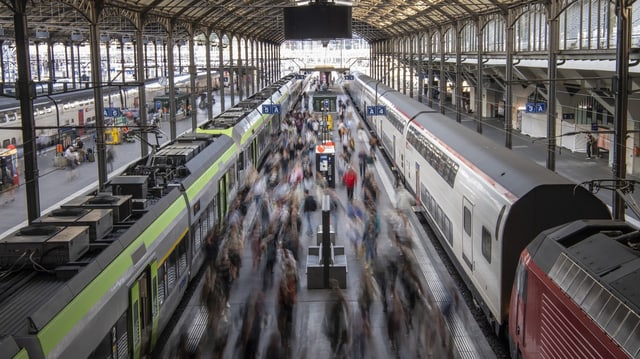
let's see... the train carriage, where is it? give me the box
[0,75,299,359]
[346,72,612,335]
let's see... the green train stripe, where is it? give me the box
[37,144,235,355]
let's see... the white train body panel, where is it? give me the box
[347,72,611,328]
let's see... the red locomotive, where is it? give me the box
[509,220,640,359]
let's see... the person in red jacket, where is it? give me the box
[343,166,358,202]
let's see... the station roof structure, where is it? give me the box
[0,0,514,45]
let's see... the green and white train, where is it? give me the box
[0,73,308,359]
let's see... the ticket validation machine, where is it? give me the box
[315,144,335,188]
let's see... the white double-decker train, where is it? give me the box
[345,72,611,336]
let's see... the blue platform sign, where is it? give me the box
[104,107,122,117]
[344,75,354,80]
[525,102,546,113]
[262,104,281,114]
[295,74,305,80]
[366,105,387,116]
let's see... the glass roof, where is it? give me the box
[0,0,522,44]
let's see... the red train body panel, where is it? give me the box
[509,221,640,359]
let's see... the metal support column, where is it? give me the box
[321,195,331,289]
[439,30,446,114]
[205,30,213,121]
[455,24,462,123]
[476,20,484,134]
[89,12,106,190]
[427,33,433,108]
[613,0,632,220]
[546,4,559,171]
[218,33,226,112]
[228,35,235,107]
[505,14,514,149]
[135,27,149,157]
[167,24,177,141]
[188,33,197,131]
[13,0,40,223]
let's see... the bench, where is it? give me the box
[306,245,347,289]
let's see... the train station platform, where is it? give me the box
[153,87,496,358]
[1,81,637,358]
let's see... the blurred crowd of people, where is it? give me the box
[176,92,461,358]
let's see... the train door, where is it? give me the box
[217,176,227,228]
[392,134,397,164]
[250,139,258,167]
[129,270,152,359]
[462,197,474,270]
[414,162,421,206]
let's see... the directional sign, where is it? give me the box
[525,102,546,113]
[262,104,282,114]
[295,74,305,80]
[344,75,354,80]
[367,105,387,116]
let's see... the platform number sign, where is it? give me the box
[323,99,330,111]
[262,104,282,114]
[367,105,387,116]
[344,75,354,80]
[525,102,546,113]
[295,74,305,80]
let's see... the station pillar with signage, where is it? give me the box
[316,144,335,188]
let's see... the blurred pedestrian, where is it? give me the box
[106,146,115,172]
[343,166,357,202]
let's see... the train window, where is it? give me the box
[422,188,430,210]
[193,219,202,256]
[443,216,453,245]
[167,252,178,293]
[481,226,491,263]
[157,263,166,306]
[463,207,471,236]
[0,114,5,123]
[2,139,10,148]
[178,239,188,276]
[33,110,37,117]
[209,201,215,231]
[9,112,16,122]
[228,164,237,191]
